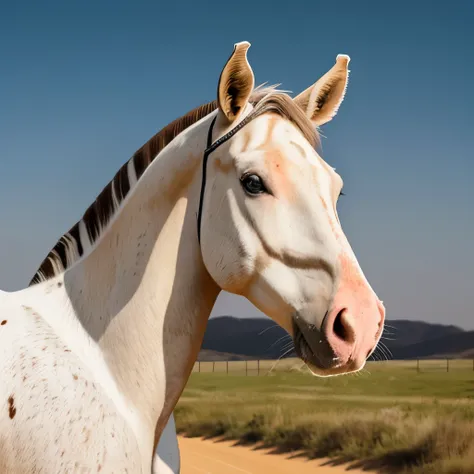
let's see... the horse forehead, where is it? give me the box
[234,114,321,166]
[230,114,337,194]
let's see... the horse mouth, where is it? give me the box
[293,323,313,364]
[293,323,332,368]
[292,320,344,373]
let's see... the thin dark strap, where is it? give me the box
[197,116,217,244]
[197,112,256,244]
[206,116,216,149]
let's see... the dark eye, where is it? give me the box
[241,174,266,195]
[339,191,345,198]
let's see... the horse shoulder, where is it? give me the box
[0,298,142,473]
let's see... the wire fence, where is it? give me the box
[191,358,474,375]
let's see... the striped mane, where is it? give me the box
[30,85,318,286]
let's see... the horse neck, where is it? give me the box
[24,112,221,434]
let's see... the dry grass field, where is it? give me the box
[176,359,474,473]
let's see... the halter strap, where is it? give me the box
[197,111,256,244]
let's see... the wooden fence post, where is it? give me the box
[417,359,420,373]
[257,360,260,376]
[245,360,248,376]
[446,358,449,373]
[198,361,201,373]
[226,361,229,375]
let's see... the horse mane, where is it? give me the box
[29,85,319,285]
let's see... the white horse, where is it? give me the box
[1,42,385,473]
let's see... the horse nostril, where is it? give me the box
[333,309,356,344]
[333,310,345,339]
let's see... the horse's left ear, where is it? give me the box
[294,54,350,126]
[217,42,255,124]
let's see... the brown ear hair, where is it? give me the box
[217,42,255,123]
[294,54,350,126]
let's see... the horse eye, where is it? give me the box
[241,174,266,195]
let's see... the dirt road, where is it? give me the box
[178,435,368,474]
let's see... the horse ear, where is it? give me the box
[294,54,350,126]
[217,42,255,124]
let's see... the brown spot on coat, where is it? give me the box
[213,157,233,174]
[1,320,6,325]
[8,396,16,419]
[263,148,292,198]
[264,114,279,146]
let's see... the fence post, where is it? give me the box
[198,361,201,373]
[258,360,260,376]
[417,359,420,373]
[212,361,215,373]
[226,361,229,375]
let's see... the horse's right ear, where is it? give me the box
[217,42,255,124]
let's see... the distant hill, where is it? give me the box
[198,316,472,361]
[201,316,289,359]
[381,319,463,348]
[393,330,474,359]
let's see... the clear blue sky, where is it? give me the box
[1,1,473,329]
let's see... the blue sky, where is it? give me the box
[1,1,473,329]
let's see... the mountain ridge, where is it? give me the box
[199,316,472,361]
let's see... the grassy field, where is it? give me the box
[176,359,474,474]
